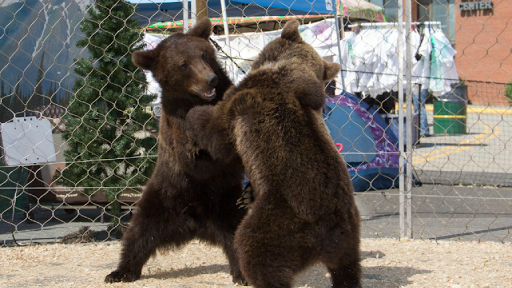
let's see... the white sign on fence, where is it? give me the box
[1,117,56,166]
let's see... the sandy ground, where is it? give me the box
[1,238,511,288]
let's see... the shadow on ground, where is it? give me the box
[139,250,429,288]
[146,264,230,280]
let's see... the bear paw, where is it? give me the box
[186,142,202,158]
[232,274,249,286]
[104,270,140,283]
[237,182,254,209]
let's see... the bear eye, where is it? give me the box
[181,62,188,69]
[201,52,206,60]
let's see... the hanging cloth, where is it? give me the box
[429,29,459,96]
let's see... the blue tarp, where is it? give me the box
[128,0,334,13]
[233,0,335,14]
[127,0,334,25]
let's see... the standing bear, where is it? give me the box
[187,20,361,288]
[105,19,247,285]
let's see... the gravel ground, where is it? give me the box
[1,238,511,288]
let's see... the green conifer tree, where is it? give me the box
[58,0,158,230]
[63,88,72,107]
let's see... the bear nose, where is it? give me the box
[207,74,218,88]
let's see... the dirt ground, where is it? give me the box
[1,238,511,288]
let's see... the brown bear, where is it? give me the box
[186,20,361,288]
[104,19,247,285]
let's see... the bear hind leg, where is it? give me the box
[235,218,308,287]
[197,200,248,285]
[105,212,196,283]
[325,250,362,288]
[105,186,195,283]
[237,241,313,288]
[241,262,295,288]
[219,233,248,285]
[105,217,166,283]
[197,222,247,285]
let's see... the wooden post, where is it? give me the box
[196,0,208,20]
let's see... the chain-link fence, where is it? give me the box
[1,0,511,247]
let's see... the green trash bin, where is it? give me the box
[434,85,468,135]
[0,166,29,216]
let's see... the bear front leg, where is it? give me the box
[172,119,218,179]
[186,104,236,162]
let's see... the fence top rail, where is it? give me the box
[348,21,441,29]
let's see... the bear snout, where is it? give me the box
[207,74,218,88]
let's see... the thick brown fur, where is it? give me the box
[105,19,247,285]
[187,20,361,288]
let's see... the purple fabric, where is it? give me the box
[326,96,399,172]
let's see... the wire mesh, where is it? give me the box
[1,0,512,247]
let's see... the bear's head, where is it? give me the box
[132,18,222,102]
[251,20,340,85]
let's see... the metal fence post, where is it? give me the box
[398,0,406,240]
[405,0,414,239]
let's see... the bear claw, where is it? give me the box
[186,143,202,158]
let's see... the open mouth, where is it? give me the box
[201,88,216,101]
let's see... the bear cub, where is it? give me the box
[105,19,247,285]
[187,20,362,288]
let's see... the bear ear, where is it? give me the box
[132,49,157,71]
[187,18,212,40]
[323,61,341,81]
[281,20,302,42]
